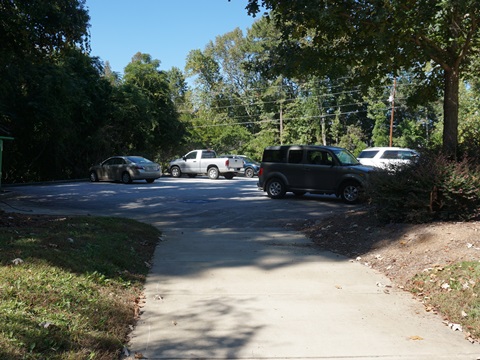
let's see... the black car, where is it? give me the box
[257,145,374,204]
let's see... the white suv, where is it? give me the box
[357,147,419,168]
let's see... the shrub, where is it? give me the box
[367,153,480,223]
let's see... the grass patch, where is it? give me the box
[407,261,480,342]
[0,214,160,360]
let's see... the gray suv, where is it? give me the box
[257,145,374,204]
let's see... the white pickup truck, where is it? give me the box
[169,149,244,179]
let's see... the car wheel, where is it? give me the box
[187,173,197,178]
[208,167,219,180]
[170,166,182,178]
[245,167,254,178]
[146,179,155,183]
[266,178,286,199]
[89,171,99,182]
[122,172,132,184]
[224,173,234,179]
[340,181,360,204]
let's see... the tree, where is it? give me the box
[122,53,187,158]
[0,0,97,181]
[244,0,480,157]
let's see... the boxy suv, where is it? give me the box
[257,145,374,204]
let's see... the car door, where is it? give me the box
[98,158,117,180]
[282,148,305,188]
[113,157,128,181]
[302,150,337,191]
[182,151,201,173]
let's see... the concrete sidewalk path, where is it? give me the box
[125,228,479,360]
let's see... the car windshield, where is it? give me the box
[332,148,360,165]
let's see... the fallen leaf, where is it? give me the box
[409,335,424,341]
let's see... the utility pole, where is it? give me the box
[279,102,283,145]
[389,78,396,147]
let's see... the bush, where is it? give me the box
[367,153,480,223]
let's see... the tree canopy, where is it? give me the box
[244,0,480,157]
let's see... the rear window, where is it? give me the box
[127,156,151,164]
[358,150,378,159]
[201,151,216,159]
[262,149,287,163]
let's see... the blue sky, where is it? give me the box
[86,0,261,74]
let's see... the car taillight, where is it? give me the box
[225,159,230,167]
[258,167,263,176]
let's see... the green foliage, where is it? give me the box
[368,154,480,223]
[337,125,367,156]
[245,0,480,156]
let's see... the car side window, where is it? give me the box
[381,151,399,159]
[288,150,303,164]
[185,151,197,160]
[307,150,333,165]
[104,158,116,166]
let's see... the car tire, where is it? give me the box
[208,167,220,180]
[122,172,132,184]
[170,166,182,178]
[89,171,99,182]
[340,181,360,204]
[245,167,255,178]
[146,179,155,183]
[224,173,234,179]
[266,178,286,199]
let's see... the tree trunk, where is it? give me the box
[320,116,327,145]
[442,67,459,158]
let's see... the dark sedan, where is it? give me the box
[89,156,162,184]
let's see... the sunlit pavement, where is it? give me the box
[126,228,479,359]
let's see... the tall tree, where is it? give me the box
[0,0,94,181]
[122,53,186,157]
[244,0,480,157]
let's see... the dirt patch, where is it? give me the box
[290,207,480,287]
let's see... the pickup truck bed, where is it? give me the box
[169,150,244,179]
